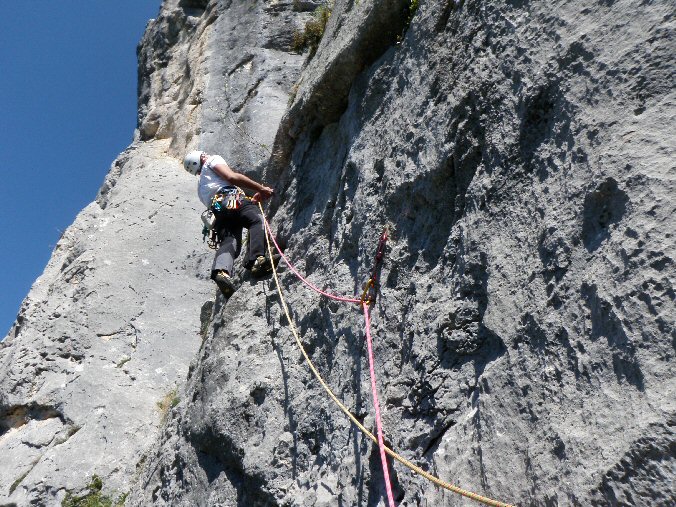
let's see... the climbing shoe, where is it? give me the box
[213,270,236,297]
[251,254,280,278]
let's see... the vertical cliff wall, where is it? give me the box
[129,0,674,506]
[0,0,306,504]
[2,0,674,506]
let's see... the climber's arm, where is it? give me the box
[212,162,273,199]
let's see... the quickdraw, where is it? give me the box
[258,204,516,507]
[360,227,389,305]
[360,278,375,305]
[202,225,220,250]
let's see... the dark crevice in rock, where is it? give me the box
[96,157,125,210]
[366,444,403,507]
[59,245,85,274]
[518,80,572,179]
[434,0,457,32]
[422,418,457,456]
[190,428,278,506]
[582,177,630,252]
[4,311,26,344]
[54,424,81,447]
[199,300,215,340]
[196,450,223,484]
[264,0,298,14]
[179,0,209,16]
[227,55,255,76]
[231,77,264,113]
[8,456,41,496]
[292,1,324,13]
[0,403,67,436]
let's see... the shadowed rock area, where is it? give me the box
[2,0,674,506]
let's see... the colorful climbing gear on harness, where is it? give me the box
[212,185,245,211]
[202,224,220,250]
[201,186,252,249]
[201,208,220,249]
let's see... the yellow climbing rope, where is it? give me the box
[259,203,515,507]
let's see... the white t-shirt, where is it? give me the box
[198,155,233,207]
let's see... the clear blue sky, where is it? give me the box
[0,2,162,337]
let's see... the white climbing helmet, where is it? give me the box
[183,150,204,175]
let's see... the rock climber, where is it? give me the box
[183,150,278,297]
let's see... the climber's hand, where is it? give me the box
[252,186,274,203]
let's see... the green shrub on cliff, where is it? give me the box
[156,387,180,424]
[292,3,333,57]
[399,0,420,42]
[61,475,127,507]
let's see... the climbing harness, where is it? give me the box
[258,203,515,507]
[201,209,219,250]
[200,186,252,249]
[201,209,217,230]
[212,185,246,211]
[202,225,220,250]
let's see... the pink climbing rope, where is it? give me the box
[262,208,394,503]
[363,302,396,507]
[261,215,362,304]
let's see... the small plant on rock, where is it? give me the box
[9,470,30,495]
[398,0,420,43]
[156,387,180,423]
[61,475,126,507]
[291,2,333,57]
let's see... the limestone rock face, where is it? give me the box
[3,0,675,506]
[0,140,212,505]
[0,1,305,504]
[128,0,674,506]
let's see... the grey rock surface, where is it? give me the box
[0,140,214,505]
[130,0,675,505]
[1,0,305,504]
[3,0,675,506]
